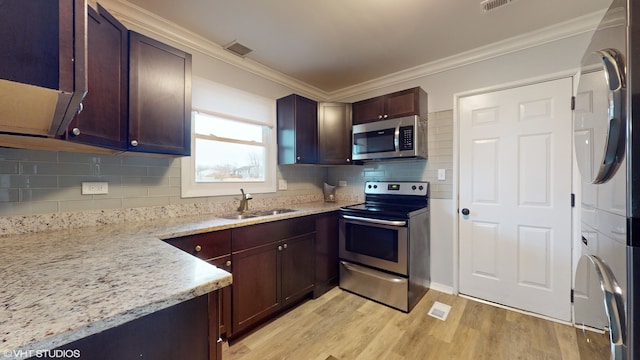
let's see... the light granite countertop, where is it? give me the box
[0,200,349,359]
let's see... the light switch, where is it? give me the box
[437,169,446,181]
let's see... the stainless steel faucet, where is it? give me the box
[237,188,252,212]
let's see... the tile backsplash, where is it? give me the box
[0,109,453,235]
[328,110,453,199]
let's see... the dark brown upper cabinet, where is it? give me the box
[277,94,318,164]
[65,10,192,157]
[0,0,87,137]
[128,31,192,156]
[352,87,428,124]
[318,102,352,165]
[66,4,128,150]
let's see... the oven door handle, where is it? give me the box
[342,215,406,227]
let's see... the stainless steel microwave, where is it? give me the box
[352,115,427,161]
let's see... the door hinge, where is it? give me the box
[570,289,574,303]
[571,96,576,111]
[571,193,575,207]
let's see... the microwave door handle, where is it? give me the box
[394,125,400,152]
[342,215,406,227]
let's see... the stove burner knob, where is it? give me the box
[373,185,378,189]
[367,184,372,189]
[412,185,417,190]
[419,185,424,191]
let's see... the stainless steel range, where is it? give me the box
[339,181,430,312]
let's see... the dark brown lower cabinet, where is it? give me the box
[35,294,217,360]
[314,212,339,297]
[231,217,316,336]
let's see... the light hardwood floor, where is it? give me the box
[222,287,610,360]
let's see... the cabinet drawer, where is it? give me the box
[232,217,316,251]
[165,230,231,261]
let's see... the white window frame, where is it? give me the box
[181,78,277,198]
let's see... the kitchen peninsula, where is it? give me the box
[0,201,345,359]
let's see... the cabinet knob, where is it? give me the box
[296,156,301,161]
[278,245,283,251]
[130,140,139,147]
[226,260,231,267]
[461,208,470,216]
[77,102,84,115]
[346,158,350,163]
[194,245,202,252]
[383,114,388,119]
[378,115,383,119]
[283,243,288,249]
[71,128,81,136]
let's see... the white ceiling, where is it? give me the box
[122,0,610,93]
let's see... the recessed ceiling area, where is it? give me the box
[124,0,610,92]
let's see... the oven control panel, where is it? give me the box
[364,181,429,196]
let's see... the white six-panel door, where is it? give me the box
[458,77,573,321]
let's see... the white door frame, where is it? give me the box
[451,70,580,313]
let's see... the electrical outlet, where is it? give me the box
[82,182,108,195]
[278,179,288,190]
[437,169,446,181]
[339,180,347,187]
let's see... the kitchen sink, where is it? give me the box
[219,214,259,220]
[252,208,298,216]
[218,208,297,220]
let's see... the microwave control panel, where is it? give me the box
[399,126,414,151]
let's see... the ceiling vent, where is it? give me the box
[481,0,518,12]
[223,41,253,58]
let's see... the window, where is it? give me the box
[181,78,276,197]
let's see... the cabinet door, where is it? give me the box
[281,233,315,306]
[209,256,232,339]
[384,87,427,119]
[129,31,192,155]
[67,4,128,149]
[0,0,87,136]
[314,212,338,297]
[318,103,352,165]
[352,96,384,124]
[232,243,280,334]
[277,94,318,164]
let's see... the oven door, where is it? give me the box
[339,214,408,275]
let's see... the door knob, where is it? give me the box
[461,208,470,216]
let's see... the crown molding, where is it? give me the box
[330,9,606,100]
[98,0,331,101]
[98,0,604,102]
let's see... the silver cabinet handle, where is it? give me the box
[77,102,84,115]
[71,128,81,136]
[130,140,139,147]
[194,245,202,252]
[383,114,388,119]
[225,260,231,267]
[283,243,287,249]
[278,245,283,251]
